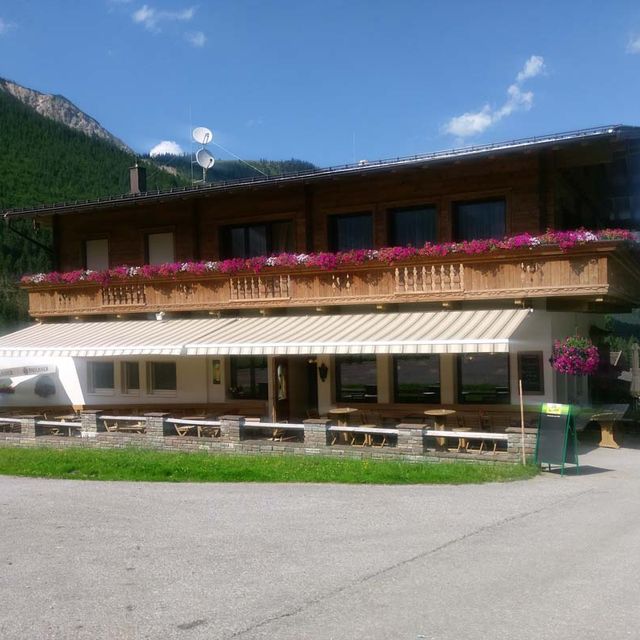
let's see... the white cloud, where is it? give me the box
[443,55,546,139]
[516,55,545,82]
[132,4,195,32]
[627,36,640,53]
[0,18,16,35]
[150,140,184,156]
[186,30,206,47]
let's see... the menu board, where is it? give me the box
[535,403,579,475]
[518,351,544,395]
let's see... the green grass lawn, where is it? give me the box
[0,447,538,484]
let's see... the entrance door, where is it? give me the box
[273,357,289,422]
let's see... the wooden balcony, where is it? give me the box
[24,243,640,318]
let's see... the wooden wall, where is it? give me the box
[56,154,542,272]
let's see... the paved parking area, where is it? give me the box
[2,441,640,640]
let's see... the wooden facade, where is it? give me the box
[16,130,640,318]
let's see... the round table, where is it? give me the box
[424,409,457,450]
[328,407,360,426]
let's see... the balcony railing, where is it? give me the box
[23,243,640,318]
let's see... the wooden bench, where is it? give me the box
[328,426,399,447]
[424,429,508,453]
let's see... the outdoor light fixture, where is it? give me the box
[318,363,329,382]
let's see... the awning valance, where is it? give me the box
[0,309,532,357]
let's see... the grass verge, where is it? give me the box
[0,447,538,484]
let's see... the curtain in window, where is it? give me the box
[332,213,373,251]
[454,200,505,241]
[271,221,293,254]
[390,206,437,247]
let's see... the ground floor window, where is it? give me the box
[457,353,510,404]
[229,356,268,399]
[147,362,177,394]
[393,355,440,403]
[87,361,114,394]
[121,361,140,394]
[335,355,377,403]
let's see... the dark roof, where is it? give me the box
[3,124,638,219]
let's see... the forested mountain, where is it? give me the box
[0,84,316,331]
[149,154,316,183]
[0,88,185,329]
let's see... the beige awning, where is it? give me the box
[0,309,532,357]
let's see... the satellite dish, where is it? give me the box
[192,126,213,145]
[196,148,215,169]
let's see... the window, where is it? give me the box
[457,354,510,404]
[229,356,268,399]
[335,355,377,403]
[85,239,109,271]
[121,361,140,394]
[393,355,440,403]
[329,212,373,251]
[146,232,175,265]
[453,199,506,241]
[88,361,114,394]
[389,205,437,247]
[147,362,177,394]
[221,221,293,259]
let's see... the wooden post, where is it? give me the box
[519,379,526,465]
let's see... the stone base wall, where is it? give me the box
[0,414,532,465]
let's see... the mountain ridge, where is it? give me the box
[0,76,132,153]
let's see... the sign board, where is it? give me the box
[535,403,579,475]
[518,351,544,395]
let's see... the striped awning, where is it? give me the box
[0,309,532,357]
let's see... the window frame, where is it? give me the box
[334,354,378,404]
[229,356,269,400]
[121,361,140,396]
[145,231,176,265]
[387,204,438,247]
[456,353,511,405]
[452,197,507,242]
[146,361,177,396]
[392,354,441,404]
[328,211,374,252]
[220,220,294,259]
[87,361,115,395]
[84,238,110,271]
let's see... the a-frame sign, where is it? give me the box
[535,403,579,476]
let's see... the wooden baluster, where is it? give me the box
[459,264,464,291]
[450,264,456,291]
[421,266,427,291]
[412,267,417,291]
[440,265,447,290]
[403,267,409,292]
[431,265,437,291]
[286,274,291,297]
[394,267,400,293]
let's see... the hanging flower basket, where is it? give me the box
[550,336,599,376]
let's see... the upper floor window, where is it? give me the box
[393,355,440,404]
[388,205,437,247]
[329,212,373,251]
[221,221,293,259]
[453,199,506,241]
[85,239,109,271]
[146,232,175,265]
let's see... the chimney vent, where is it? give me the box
[129,163,147,194]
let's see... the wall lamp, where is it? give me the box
[318,363,329,382]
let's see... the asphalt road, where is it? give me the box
[1,441,640,640]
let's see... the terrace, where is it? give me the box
[22,234,640,319]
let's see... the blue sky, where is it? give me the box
[1,1,640,166]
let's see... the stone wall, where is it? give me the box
[0,413,536,465]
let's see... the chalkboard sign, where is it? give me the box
[535,403,579,475]
[518,351,544,395]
